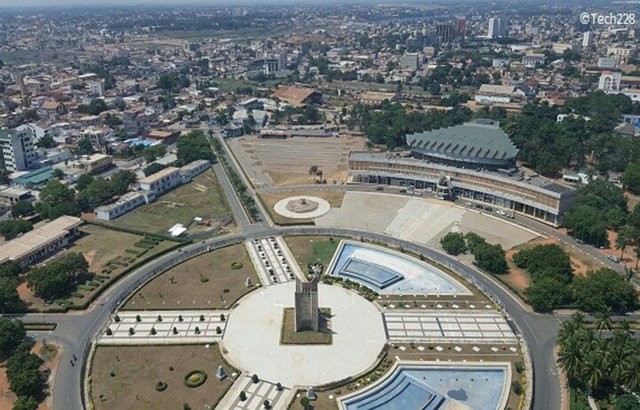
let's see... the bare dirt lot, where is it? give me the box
[227,135,367,187]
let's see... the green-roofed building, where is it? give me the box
[12,166,55,188]
[406,119,518,170]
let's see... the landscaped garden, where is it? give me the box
[284,235,342,274]
[122,244,259,310]
[90,344,236,410]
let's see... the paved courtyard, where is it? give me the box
[384,311,517,344]
[98,310,229,345]
[315,192,538,250]
[222,282,387,386]
[223,377,290,410]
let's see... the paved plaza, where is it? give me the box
[222,282,387,386]
[315,192,538,250]
[98,310,229,345]
[246,236,304,285]
[384,311,517,344]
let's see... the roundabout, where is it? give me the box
[273,195,331,219]
[222,281,387,387]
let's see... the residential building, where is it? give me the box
[552,43,574,54]
[522,54,546,68]
[598,71,622,91]
[0,215,83,268]
[0,127,37,172]
[399,52,420,71]
[0,186,34,206]
[582,32,594,48]
[179,159,210,183]
[597,57,618,69]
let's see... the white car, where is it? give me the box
[464,201,472,206]
[496,209,506,216]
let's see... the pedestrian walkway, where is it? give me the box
[227,377,290,410]
[98,310,229,345]
[245,236,304,285]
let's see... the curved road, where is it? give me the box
[6,139,621,410]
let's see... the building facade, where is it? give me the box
[348,152,575,226]
[138,166,182,196]
[0,127,37,172]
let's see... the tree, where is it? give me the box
[143,163,167,177]
[176,130,215,166]
[6,342,44,398]
[622,162,640,195]
[0,318,26,355]
[513,244,573,283]
[36,135,55,149]
[27,253,88,300]
[572,268,638,313]
[473,243,508,274]
[87,99,107,115]
[440,232,467,255]
[616,225,637,259]
[0,262,21,280]
[593,307,613,334]
[0,277,23,314]
[11,201,35,218]
[13,396,39,410]
[52,168,65,180]
[36,180,80,219]
[142,144,167,163]
[525,277,572,312]
[615,395,640,410]
[0,219,33,240]
[75,137,94,155]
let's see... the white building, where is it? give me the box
[582,32,594,48]
[138,166,182,196]
[399,52,420,71]
[474,84,520,105]
[94,191,152,221]
[179,159,210,183]
[0,126,37,172]
[598,71,622,91]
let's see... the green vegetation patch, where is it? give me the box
[280,308,332,345]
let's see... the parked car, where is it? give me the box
[608,255,620,263]
[464,201,472,206]
[375,186,384,191]
[496,209,506,216]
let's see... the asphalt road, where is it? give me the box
[6,175,627,410]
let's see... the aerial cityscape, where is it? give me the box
[0,0,639,409]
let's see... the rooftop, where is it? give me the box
[406,120,519,164]
[0,216,83,264]
[138,166,180,185]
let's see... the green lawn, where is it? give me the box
[111,170,233,235]
[284,236,342,270]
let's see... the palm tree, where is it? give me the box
[558,336,585,386]
[622,355,640,392]
[582,349,604,389]
[594,307,613,335]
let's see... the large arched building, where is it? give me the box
[348,120,576,226]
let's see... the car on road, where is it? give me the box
[496,209,506,216]
[375,186,384,191]
[484,206,494,212]
[608,255,620,263]
[464,201,472,206]
[425,187,433,193]
[575,238,584,244]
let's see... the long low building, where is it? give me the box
[348,152,575,226]
[0,215,83,268]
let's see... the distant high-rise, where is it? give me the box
[436,22,456,44]
[582,31,594,48]
[488,17,507,39]
[0,126,37,172]
[457,18,466,40]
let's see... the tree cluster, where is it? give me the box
[156,71,191,91]
[0,318,44,410]
[76,171,135,212]
[447,232,510,274]
[558,313,640,404]
[27,252,90,300]
[504,92,640,177]
[440,232,467,256]
[0,219,33,240]
[347,101,472,149]
[176,130,215,166]
[0,262,23,313]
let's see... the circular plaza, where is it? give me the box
[222,281,387,386]
[273,196,331,219]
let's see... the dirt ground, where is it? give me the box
[122,244,259,310]
[90,344,236,410]
[258,190,346,225]
[227,134,367,187]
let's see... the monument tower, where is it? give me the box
[294,278,319,332]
